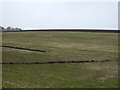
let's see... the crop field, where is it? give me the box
[2,31,119,88]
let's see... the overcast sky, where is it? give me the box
[0,1,118,30]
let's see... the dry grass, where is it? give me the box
[2,31,118,88]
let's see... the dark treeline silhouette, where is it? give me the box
[0,26,22,32]
[0,26,119,33]
[22,29,119,33]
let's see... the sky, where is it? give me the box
[0,0,119,30]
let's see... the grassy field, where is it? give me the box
[2,31,118,88]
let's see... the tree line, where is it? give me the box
[0,26,22,32]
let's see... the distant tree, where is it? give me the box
[5,26,22,31]
[0,26,22,31]
[0,26,5,31]
[14,27,22,31]
[1,27,4,30]
[6,26,13,31]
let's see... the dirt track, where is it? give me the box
[1,45,46,53]
[0,60,110,64]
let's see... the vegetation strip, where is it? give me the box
[0,60,110,64]
[1,45,46,53]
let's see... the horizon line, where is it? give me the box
[22,28,119,30]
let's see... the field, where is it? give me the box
[2,31,118,88]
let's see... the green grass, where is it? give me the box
[2,31,118,88]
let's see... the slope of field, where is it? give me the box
[2,31,118,88]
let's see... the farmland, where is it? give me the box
[2,31,118,88]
